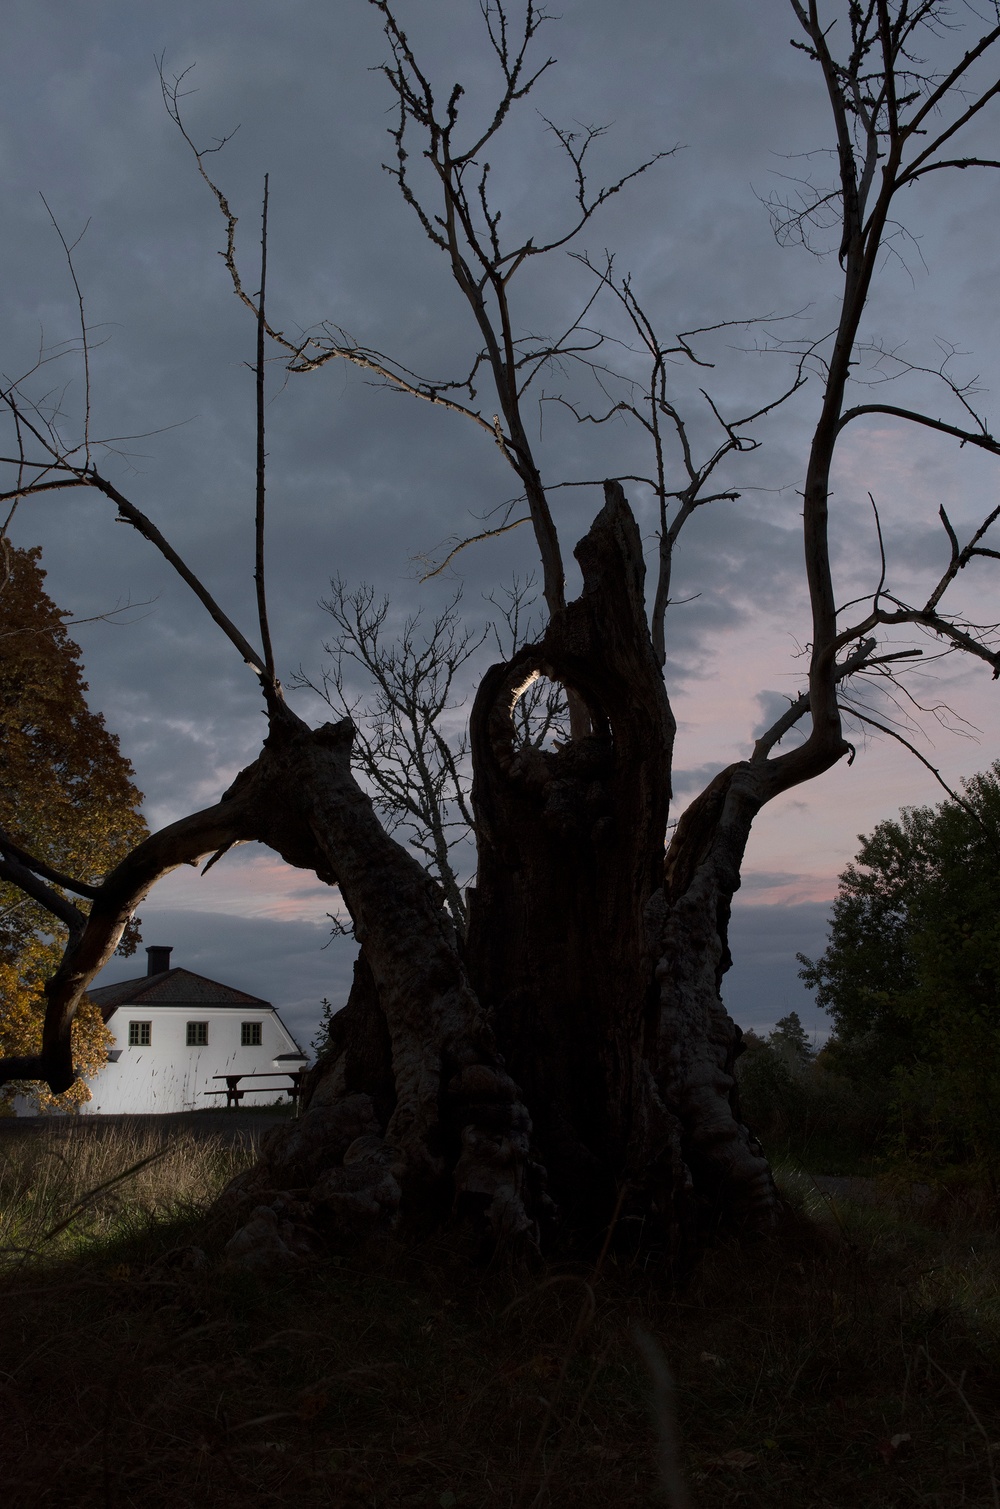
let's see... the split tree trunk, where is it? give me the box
[228,483,779,1262]
[463,484,777,1247]
[9,485,779,1264]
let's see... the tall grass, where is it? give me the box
[1,1119,999,1506]
[0,1121,257,1266]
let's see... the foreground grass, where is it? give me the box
[0,1119,259,1264]
[1,1125,998,1507]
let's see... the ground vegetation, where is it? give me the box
[800,762,1000,1182]
[1,1114,999,1508]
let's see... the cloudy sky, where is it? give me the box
[4,0,1000,1053]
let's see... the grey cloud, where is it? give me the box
[670,762,726,799]
[725,900,833,1041]
[753,689,807,747]
[93,908,357,1056]
[5,0,999,1021]
[739,871,812,892]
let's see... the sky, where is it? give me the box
[4,1,1000,1055]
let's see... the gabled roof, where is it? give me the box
[87,967,272,1022]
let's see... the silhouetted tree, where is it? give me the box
[801,762,1000,1169]
[768,1013,814,1065]
[3,2,1000,1260]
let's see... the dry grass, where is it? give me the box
[0,1125,998,1508]
[0,1120,258,1266]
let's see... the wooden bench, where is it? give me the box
[205,1070,306,1113]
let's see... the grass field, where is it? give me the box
[1,1120,998,1508]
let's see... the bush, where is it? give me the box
[799,762,1000,1183]
[735,1032,888,1173]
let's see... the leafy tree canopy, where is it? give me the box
[0,544,147,1108]
[800,764,1000,1164]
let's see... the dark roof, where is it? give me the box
[87,967,272,1022]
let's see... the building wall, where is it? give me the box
[81,1005,301,1114]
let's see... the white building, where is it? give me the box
[82,946,307,1114]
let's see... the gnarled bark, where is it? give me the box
[2,485,780,1264]
[248,482,781,1265]
[9,2,1000,1278]
[460,483,777,1246]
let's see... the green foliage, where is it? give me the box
[311,996,335,1057]
[0,544,147,1108]
[767,1010,814,1064]
[799,764,1000,1175]
[735,1031,886,1173]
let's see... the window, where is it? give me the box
[128,1021,151,1047]
[186,1021,209,1047]
[241,1021,263,1047]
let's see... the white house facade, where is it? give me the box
[81,946,307,1115]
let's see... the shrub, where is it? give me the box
[735,1032,888,1173]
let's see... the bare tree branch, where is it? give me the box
[751,636,878,762]
[292,581,485,929]
[0,780,266,1095]
[0,826,100,903]
[0,854,88,941]
[254,174,276,685]
[752,1,1000,801]
[415,514,530,582]
[38,197,93,464]
[0,444,270,680]
[838,700,979,808]
[837,402,1000,452]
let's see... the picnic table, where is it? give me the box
[204,1069,307,1115]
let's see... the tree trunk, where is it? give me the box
[465,485,683,1240]
[3,483,777,1265]
[463,484,776,1246]
[227,484,779,1265]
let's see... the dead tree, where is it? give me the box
[292,575,567,937]
[3,1,1000,1263]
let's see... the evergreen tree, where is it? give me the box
[768,1012,813,1065]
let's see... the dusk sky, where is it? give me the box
[4,0,1000,1054]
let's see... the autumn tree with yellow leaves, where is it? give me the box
[0,544,146,1110]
